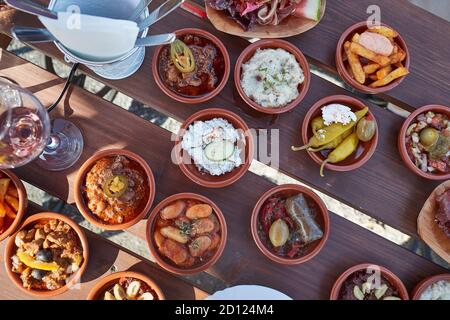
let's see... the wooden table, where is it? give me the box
[0,0,448,300]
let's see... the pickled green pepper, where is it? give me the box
[292,107,368,152]
[320,132,359,177]
[308,130,352,152]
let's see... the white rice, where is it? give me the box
[241,48,304,108]
[419,280,450,300]
[181,118,243,176]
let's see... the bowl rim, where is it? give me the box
[74,149,156,230]
[411,273,450,300]
[146,192,227,275]
[397,104,450,180]
[234,39,311,114]
[175,108,254,188]
[86,270,166,300]
[250,184,329,265]
[301,95,379,173]
[4,212,89,297]
[151,27,231,104]
[329,263,410,300]
[335,21,410,94]
[0,169,28,242]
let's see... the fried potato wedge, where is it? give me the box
[389,46,406,64]
[4,194,19,211]
[346,42,366,84]
[363,63,381,74]
[4,202,16,218]
[0,178,10,202]
[0,202,6,218]
[376,65,393,80]
[370,67,409,87]
[368,26,399,38]
[351,33,360,42]
[350,42,391,66]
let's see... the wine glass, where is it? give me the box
[0,78,83,171]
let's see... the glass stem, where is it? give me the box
[46,133,61,151]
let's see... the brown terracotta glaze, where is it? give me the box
[336,21,410,94]
[87,271,165,300]
[251,184,329,265]
[300,95,378,174]
[152,28,230,104]
[0,169,27,242]
[74,149,156,230]
[411,273,450,300]
[175,108,253,188]
[4,212,89,297]
[398,105,450,180]
[234,39,311,115]
[146,193,227,275]
[330,263,409,300]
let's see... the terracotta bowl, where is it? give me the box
[146,193,227,275]
[175,108,253,188]
[411,273,450,300]
[250,184,329,265]
[152,28,230,104]
[0,169,27,242]
[330,263,409,300]
[87,271,165,300]
[300,95,378,174]
[336,21,410,94]
[4,212,89,297]
[398,105,450,180]
[234,39,311,115]
[74,149,156,230]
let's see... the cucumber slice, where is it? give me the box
[204,140,235,162]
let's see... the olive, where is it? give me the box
[31,269,47,280]
[269,219,290,247]
[356,117,377,142]
[419,128,439,148]
[36,249,53,263]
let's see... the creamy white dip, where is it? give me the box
[181,118,243,176]
[321,104,357,126]
[419,280,450,300]
[241,48,304,108]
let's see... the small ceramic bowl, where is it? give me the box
[234,39,311,115]
[87,271,165,300]
[152,28,230,104]
[411,273,450,300]
[336,21,410,94]
[398,105,450,180]
[4,212,89,297]
[300,95,378,175]
[330,263,409,300]
[250,184,329,265]
[146,193,227,275]
[0,169,27,242]
[74,149,156,230]
[175,108,253,188]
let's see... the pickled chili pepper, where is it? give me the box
[292,107,368,152]
[103,175,129,198]
[311,116,325,138]
[319,132,359,177]
[308,130,352,152]
[170,40,195,73]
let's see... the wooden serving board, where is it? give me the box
[418,180,450,264]
[205,0,326,39]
